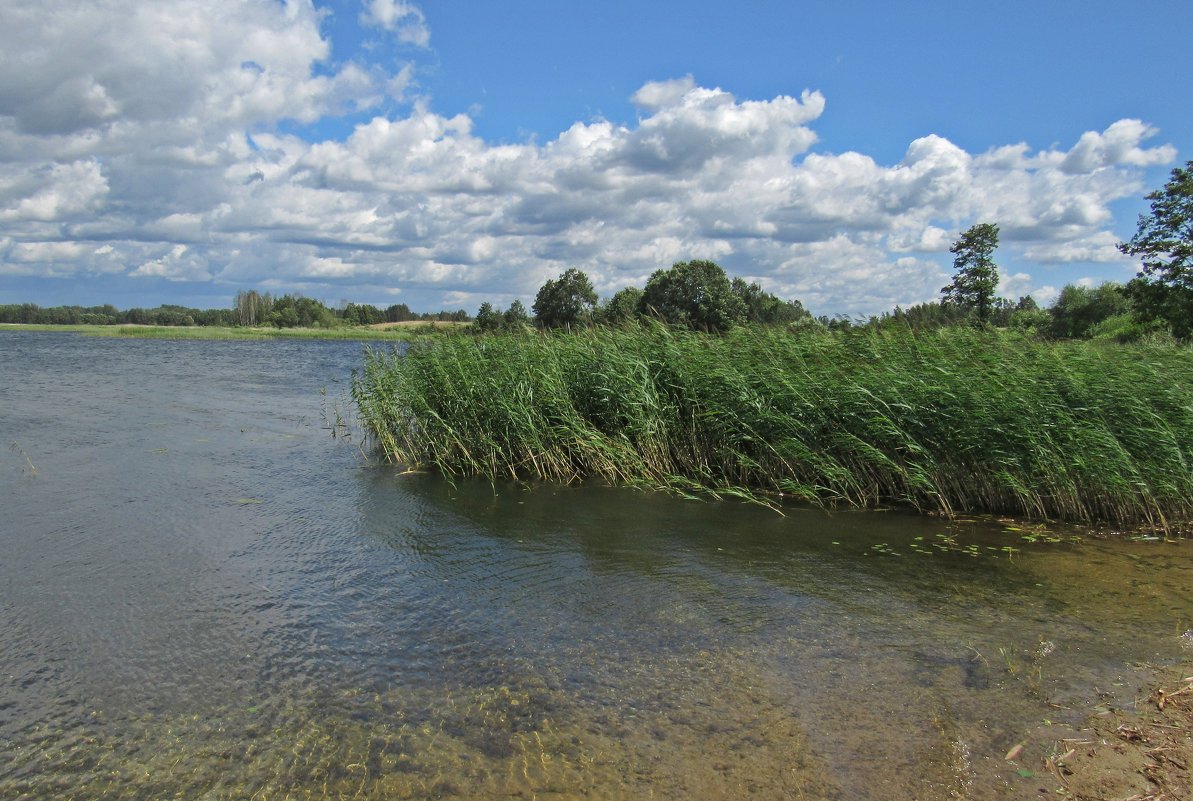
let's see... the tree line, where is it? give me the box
[468,254,1172,344]
[476,160,1192,342]
[474,261,815,334]
[883,160,1192,341]
[0,302,236,327]
[5,160,1188,339]
[1,293,469,329]
[232,290,469,328]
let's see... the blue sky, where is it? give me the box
[418,2,1187,160]
[1,0,1189,316]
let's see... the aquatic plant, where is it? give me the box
[9,441,38,476]
[352,324,1193,531]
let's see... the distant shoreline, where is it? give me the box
[0,322,460,341]
[0,322,464,340]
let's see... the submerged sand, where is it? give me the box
[1004,660,1191,800]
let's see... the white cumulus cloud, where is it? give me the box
[0,2,1177,315]
[361,0,430,47]
[130,244,212,282]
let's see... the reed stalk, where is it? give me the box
[352,324,1193,531]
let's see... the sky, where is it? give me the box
[1,0,1190,317]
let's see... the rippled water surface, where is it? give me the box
[1,332,1190,800]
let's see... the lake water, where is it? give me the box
[1,332,1190,800]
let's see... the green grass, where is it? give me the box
[0,323,456,341]
[352,324,1193,531]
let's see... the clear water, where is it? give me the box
[1,332,1189,800]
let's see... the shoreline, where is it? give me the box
[0,322,454,340]
[1004,657,1193,799]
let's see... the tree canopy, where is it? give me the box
[503,299,530,330]
[731,278,813,325]
[601,287,644,325]
[1120,160,1193,338]
[474,302,501,332]
[638,260,747,332]
[941,223,1000,322]
[266,294,338,328]
[1046,283,1131,339]
[533,268,598,328]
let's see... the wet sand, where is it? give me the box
[1001,659,1191,800]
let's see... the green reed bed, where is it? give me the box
[352,324,1193,530]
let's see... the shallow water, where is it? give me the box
[1,332,1189,800]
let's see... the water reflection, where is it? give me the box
[1,333,1189,800]
[350,472,1190,798]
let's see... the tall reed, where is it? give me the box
[352,324,1193,531]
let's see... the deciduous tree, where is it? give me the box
[1120,160,1193,338]
[533,268,598,328]
[730,278,812,325]
[474,302,501,333]
[503,299,530,331]
[941,223,1000,322]
[1046,283,1131,339]
[601,287,644,325]
[638,260,747,332]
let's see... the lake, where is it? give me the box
[1,332,1189,799]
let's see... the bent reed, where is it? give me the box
[352,324,1193,531]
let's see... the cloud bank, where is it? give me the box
[0,0,1177,313]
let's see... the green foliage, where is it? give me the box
[638,260,747,332]
[503,299,530,331]
[941,223,1000,322]
[1046,283,1132,339]
[1084,313,1171,345]
[1120,161,1193,338]
[385,303,415,323]
[987,297,1047,332]
[0,302,235,327]
[869,302,969,331]
[342,302,385,326]
[533,268,598,328]
[474,302,502,333]
[730,278,813,325]
[1007,305,1050,333]
[265,294,338,328]
[817,315,856,332]
[601,287,645,325]
[383,303,469,323]
[353,325,1193,531]
[1,293,463,330]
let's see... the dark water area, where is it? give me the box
[1,331,1190,800]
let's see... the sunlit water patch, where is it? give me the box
[1,332,1189,799]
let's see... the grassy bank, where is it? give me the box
[352,324,1193,531]
[0,323,456,341]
